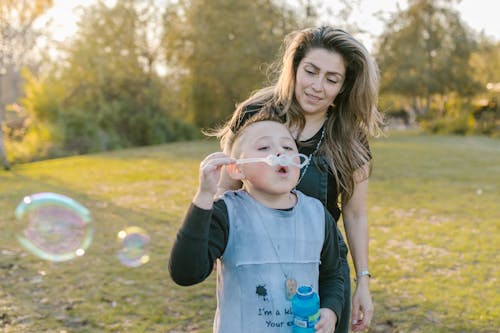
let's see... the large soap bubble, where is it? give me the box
[15,192,94,262]
[116,226,150,268]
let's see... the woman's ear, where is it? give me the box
[226,163,245,180]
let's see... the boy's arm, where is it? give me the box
[168,200,229,286]
[319,209,345,323]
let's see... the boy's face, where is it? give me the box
[233,121,300,195]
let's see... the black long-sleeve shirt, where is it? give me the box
[168,199,345,318]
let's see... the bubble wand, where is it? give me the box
[236,153,310,168]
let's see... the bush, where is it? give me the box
[418,95,499,137]
[420,112,471,135]
[4,121,62,163]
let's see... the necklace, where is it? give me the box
[256,196,298,300]
[297,123,327,185]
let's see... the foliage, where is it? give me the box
[419,110,472,135]
[4,0,500,166]
[4,119,58,163]
[468,38,500,137]
[0,0,53,169]
[5,0,322,163]
[415,36,500,137]
[163,0,309,128]
[0,133,498,332]
[418,93,500,137]
[0,0,53,73]
[373,0,500,137]
[470,38,500,89]
[16,0,197,160]
[375,0,481,115]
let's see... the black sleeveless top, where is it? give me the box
[297,128,341,221]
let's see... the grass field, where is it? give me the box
[0,132,498,333]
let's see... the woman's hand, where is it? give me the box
[314,308,337,332]
[351,279,373,331]
[193,152,235,209]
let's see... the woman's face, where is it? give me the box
[294,48,346,117]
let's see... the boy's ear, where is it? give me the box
[226,163,244,180]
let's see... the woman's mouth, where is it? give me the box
[305,91,322,102]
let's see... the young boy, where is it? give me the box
[169,116,344,332]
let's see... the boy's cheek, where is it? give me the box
[246,164,269,175]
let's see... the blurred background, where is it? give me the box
[1,2,499,332]
[1,0,499,169]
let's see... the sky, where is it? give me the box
[44,0,500,52]
[335,0,500,50]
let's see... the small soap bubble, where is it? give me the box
[476,188,483,195]
[14,192,94,262]
[116,226,150,268]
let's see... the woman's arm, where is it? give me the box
[341,164,373,331]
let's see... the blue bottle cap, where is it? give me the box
[296,285,314,298]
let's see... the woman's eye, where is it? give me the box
[305,68,315,75]
[327,78,338,84]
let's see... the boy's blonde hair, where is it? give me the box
[226,111,287,157]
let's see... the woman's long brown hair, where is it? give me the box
[210,26,384,201]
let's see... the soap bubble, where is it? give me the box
[116,226,150,267]
[14,192,94,262]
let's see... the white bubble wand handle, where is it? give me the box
[236,153,310,168]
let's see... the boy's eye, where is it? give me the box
[257,146,269,151]
[283,146,294,151]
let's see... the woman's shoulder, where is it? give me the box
[243,103,263,113]
[230,105,260,132]
[231,102,284,132]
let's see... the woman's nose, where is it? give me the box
[311,77,323,92]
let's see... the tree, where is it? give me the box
[21,0,195,157]
[163,0,309,128]
[374,0,480,115]
[470,36,500,92]
[469,37,500,135]
[0,0,52,169]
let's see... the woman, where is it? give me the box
[214,26,383,332]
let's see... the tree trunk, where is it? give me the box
[412,96,426,116]
[424,94,431,115]
[0,125,10,170]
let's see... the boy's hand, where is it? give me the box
[193,152,235,209]
[314,308,337,333]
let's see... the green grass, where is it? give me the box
[0,133,498,332]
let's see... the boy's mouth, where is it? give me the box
[277,166,289,174]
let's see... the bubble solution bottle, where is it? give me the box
[292,285,320,333]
